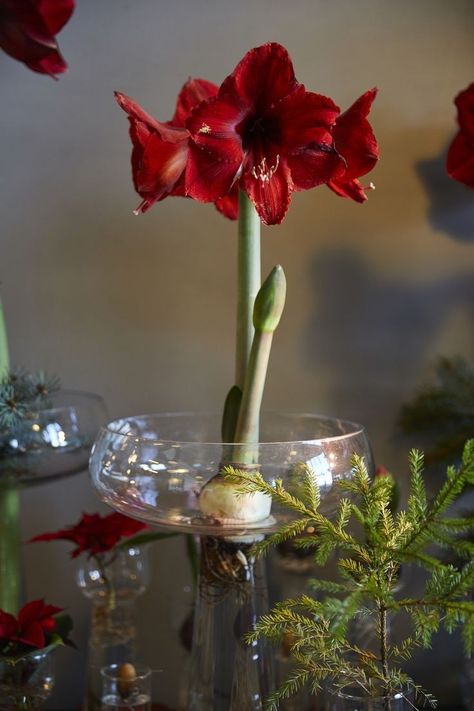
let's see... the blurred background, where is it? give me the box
[1,0,473,706]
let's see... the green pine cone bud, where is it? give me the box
[253,265,287,333]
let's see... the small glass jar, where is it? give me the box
[76,546,149,710]
[326,685,413,711]
[100,664,152,711]
[0,651,54,710]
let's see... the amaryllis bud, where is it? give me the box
[253,265,287,333]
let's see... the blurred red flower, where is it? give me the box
[0,600,62,649]
[115,79,238,220]
[185,42,346,225]
[0,0,74,78]
[328,89,379,202]
[30,511,148,558]
[446,82,474,188]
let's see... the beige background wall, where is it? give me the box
[1,0,473,706]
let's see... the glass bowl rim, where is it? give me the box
[326,686,407,702]
[98,410,367,447]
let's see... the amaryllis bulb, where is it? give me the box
[198,477,271,525]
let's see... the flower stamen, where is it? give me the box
[251,155,280,183]
[199,123,211,134]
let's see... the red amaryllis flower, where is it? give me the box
[30,511,148,558]
[115,79,238,220]
[446,83,474,189]
[185,42,346,225]
[0,0,74,78]
[0,600,62,649]
[327,89,379,203]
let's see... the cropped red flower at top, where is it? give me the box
[185,42,346,225]
[30,511,148,558]
[0,0,74,77]
[115,79,238,220]
[0,600,62,649]
[328,89,379,203]
[446,82,474,189]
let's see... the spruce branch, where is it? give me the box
[228,440,474,708]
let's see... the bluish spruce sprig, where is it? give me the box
[0,369,61,430]
[224,439,474,709]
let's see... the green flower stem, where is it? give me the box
[0,294,20,615]
[0,486,21,614]
[235,190,261,390]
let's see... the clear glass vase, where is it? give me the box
[325,686,414,711]
[90,412,373,710]
[0,651,54,710]
[76,546,150,710]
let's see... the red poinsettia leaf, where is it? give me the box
[0,610,18,639]
[172,78,218,127]
[15,621,45,648]
[446,130,474,188]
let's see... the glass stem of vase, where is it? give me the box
[236,190,261,392]
[0,485,20,613]
[189,535,273,710]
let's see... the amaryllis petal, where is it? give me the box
[34,0,75,35]
[135,132,188,198]
[243,155,292,225]
[186,141,242,203]
[454,82,474,141]
[333,89,379,180]
[446,130,474,188]
[215,187,239,220]
[230,42,298,112]
[0,0,74,77]
[274,87,340,149]
[328,176,372,203]
[115,92,187,144]
[172,78,218,127]
[288,144,345,191]
[446,83,474,188]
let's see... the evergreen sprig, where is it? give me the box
[400,356,474,464]
[225,440,474,709]
[0,368,60,429]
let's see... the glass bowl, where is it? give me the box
[0,390,107,487]
[90,412,372,537]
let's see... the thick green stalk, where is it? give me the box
[0,294,20,615]
[0,488,20,614]
[235,190,261,390]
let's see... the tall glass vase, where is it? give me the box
[90,412,373,710]
[77,546,149,710]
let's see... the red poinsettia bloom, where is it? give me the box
[0,600,62,649]
[30,511,148,558]
[185,42,346,225]
[446,82,474,189]
[327,89,379,203]
[115,79,238,220]
[0,0,74,78]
